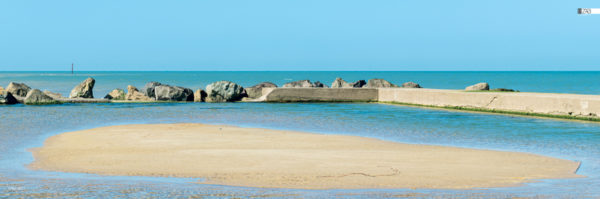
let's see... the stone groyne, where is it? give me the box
[2,78,599,121]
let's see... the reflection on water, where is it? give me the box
[0,102,599,198]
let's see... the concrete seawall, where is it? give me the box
[378,88,600,120]
[265,88,378,102]
[262,87,600,121]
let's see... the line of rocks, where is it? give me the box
[1,77,515,105]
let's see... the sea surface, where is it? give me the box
[1,71,600,198]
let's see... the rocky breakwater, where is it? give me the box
[114,82,195,102]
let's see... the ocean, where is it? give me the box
[0,71,599,198]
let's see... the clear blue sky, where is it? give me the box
[0,0,598,71]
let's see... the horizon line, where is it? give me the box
[1,70,599,72]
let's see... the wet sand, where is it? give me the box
[29,123,582,189]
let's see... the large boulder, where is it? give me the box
[465,82,489,91]
[154,85,194,101]
[246,82,277,99]
[401,82,421,88]
[365,79,398,88]
[0,92,18,105]
[24,89,61,105]
[104,88,126,100]
[282,80,315,88]
[142,82,162,98]
[5,82,31,97]
[205,81,246,102]
[43,90,63,99]
[0,86,4,95]
[194,89,207,102]
[69,77,95,98]
[126,85,154,101]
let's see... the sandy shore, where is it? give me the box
[29,123,582,189]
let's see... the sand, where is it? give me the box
[29,123,582,189]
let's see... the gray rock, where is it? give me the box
[43,90,63,99]
[401,82,421,88]
[282,80,315,88]
[126,85,154,101]
[313,81,328,88]
[205,81,246,102]
[194,89,207,102]
[142,82,162,98]
[365,79,398,88]
[104,88,126,100]
[0,92,18,105]
[154,85,194,101]
[465,82,489,91]
[5,82,31,97]
[246,82,277,99]
[24,89,61,105]
[69,77,95,98]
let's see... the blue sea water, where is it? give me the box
[0,71,600,198]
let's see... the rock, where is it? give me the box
[5,82,31,97]
[142,82,162,98]
[104,88,126,100]
[401,82,421,88]
[126,85,154,101]
[349,80,367,88]
[465,82,489,91]
[194,89,207,102]
[313,81,328,88]
[331,78,348,88]
[154,85,194,101]
[282,80,315,88]
[43,90,63,99]
[69,77,95,98]
[205,81,247,102]
[0,92,18,105]
[365,79,398,88]
[24,89,61,105]
[0,86,4,95]
[246,82,277,99]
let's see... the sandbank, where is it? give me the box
[29,123,582,189]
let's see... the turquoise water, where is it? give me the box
[1,71,600,198]
[1,71,599,96]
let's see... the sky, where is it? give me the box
[0,0,599,71]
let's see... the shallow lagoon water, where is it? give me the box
[1,102,599,198]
